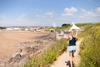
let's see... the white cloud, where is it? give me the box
[64,7,78,16]
[45,12,54,18]
[79,9,96,18]
[96,7,100,13]
[34,11,55,18]
[77,8,100,22]
[1,7,100,26]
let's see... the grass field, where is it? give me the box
[78,23,100,67]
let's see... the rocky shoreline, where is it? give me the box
[0,33,56,67]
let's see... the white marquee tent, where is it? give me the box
[69,23,81,31]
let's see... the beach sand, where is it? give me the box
[0,30,48,60]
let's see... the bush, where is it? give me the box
[79,24,100,67]
[24,39,68,67]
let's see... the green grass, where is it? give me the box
[79,23,100,67]
[24,39,68,67]
[24,22,100,67]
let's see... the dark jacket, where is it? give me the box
[69,37,77,46]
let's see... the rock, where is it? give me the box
[8,54,22,63]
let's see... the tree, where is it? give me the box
[0,27,6,29]
[62,23,70,27]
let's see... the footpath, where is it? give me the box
[51,39,83,67]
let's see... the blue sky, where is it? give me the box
[0,0,100,26]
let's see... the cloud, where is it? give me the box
[96,7,100,13]
[0,7,100,26]
[77,8,100,22]
[34,11,55,19]
[64,7,78,16]
[45,12,54,18]
[79,9,97,18]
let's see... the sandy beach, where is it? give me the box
[0,30,48,60]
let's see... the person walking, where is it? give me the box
[68,36,77,57]
[65,35,77,67]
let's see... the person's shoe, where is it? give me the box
[65,61,70,65]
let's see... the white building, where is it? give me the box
[6,28,13,30]
[13,28,20,31]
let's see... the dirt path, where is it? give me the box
[51,38,83,67]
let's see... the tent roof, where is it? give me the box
[69,23,81,31]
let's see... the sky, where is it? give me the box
[0,0,100,26]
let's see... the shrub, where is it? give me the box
[24,39,68,67]
[79,24,100,67]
